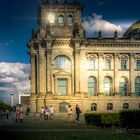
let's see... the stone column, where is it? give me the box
[130,53,135,96]
[98,53,104,95]
[74,48,80,95]
[38,45,46,96]
[114,53,119,95]
[30,53,37,112]
[30,53,36,95]
[36,45,46,112]
[46,49,52,94]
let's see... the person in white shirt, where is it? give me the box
[49,105,55,120]
[67,104,73,122]
[40,106,45,120]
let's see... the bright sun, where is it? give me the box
[47,13,55,24]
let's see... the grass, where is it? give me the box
[0,114,140,140]
[2,131,140,140]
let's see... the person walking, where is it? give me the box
[49,105,55,120]
[40,106,45,120]
[67,104,73,122]
[5,109,10,119]
[19,106,23,123]
[16,106,20,122]
[44,106,50,120]
[75,104,81,121]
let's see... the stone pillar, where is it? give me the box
[130,53,135,96]
[38,45,46,96]
[36,45,46,112]
[114,53,119,95]
[30,53,36,95]
[98,53,104,95]
[74,48,80,95]
[46,49,52,94]
[30,53,37,112]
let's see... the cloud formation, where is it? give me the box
[0,62,31,104]
[82,13,126,37]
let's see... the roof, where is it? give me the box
[123,20,140,38]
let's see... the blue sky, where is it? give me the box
[0,0,140,63]
[0,0,140,105]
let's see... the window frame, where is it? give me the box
[123,103,129,110]
[107,103,113,110]
[88,77,96,96]
[67,15,73,26]
[53,55,71,69]
[121,59,127,70]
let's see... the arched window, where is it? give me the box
[123,103,129,110]
[53,55,71,69]
[119,77,127,96]
[103,77,112,96]
[135,77,140,96]
[67,15,73,25]
[88,77,96,96]
[91,103,97,111]
[58,15,64,26]
[107,103,113,110]
[59,102,69,112]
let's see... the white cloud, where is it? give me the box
[82,13,126,37]
[0,62,31,105]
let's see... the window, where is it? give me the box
[135,77,140,96]
[67,15,73,25]
[87,59,95,69]
[88,77,96,96]
[136,60,140,70]
[54,56,71,69]
[121,59,127,70]
[58,15,64,26]
[91,103,97,111]
[105,59,111,69]
[107,103,113,110]
[119,77,127,96]
[58,79,67,95]
[123,103,129,110]
[103,77,112,96]
[59,102,69,112]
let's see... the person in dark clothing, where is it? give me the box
[75,104,81,121]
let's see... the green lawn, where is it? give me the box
[0,115,140,140]
[2,131,140,140]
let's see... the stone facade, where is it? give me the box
[28,1,140,113]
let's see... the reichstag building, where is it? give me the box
[28,0,140,113]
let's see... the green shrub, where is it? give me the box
[120,110,140,129]
[101,113,120,127]
[0,102,12,111]
[85,112,120,127]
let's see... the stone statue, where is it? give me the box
[73,23,80,38]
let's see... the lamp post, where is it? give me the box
[10,92,14,107]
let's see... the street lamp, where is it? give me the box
[10,92,14,107]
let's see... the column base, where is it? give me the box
[97,92,104,96]
[114,92,120,96]
[130,92,136,96]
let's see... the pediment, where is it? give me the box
[53,70,71,76]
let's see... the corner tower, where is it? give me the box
[38,0,84,37]
[28,0,85,113]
